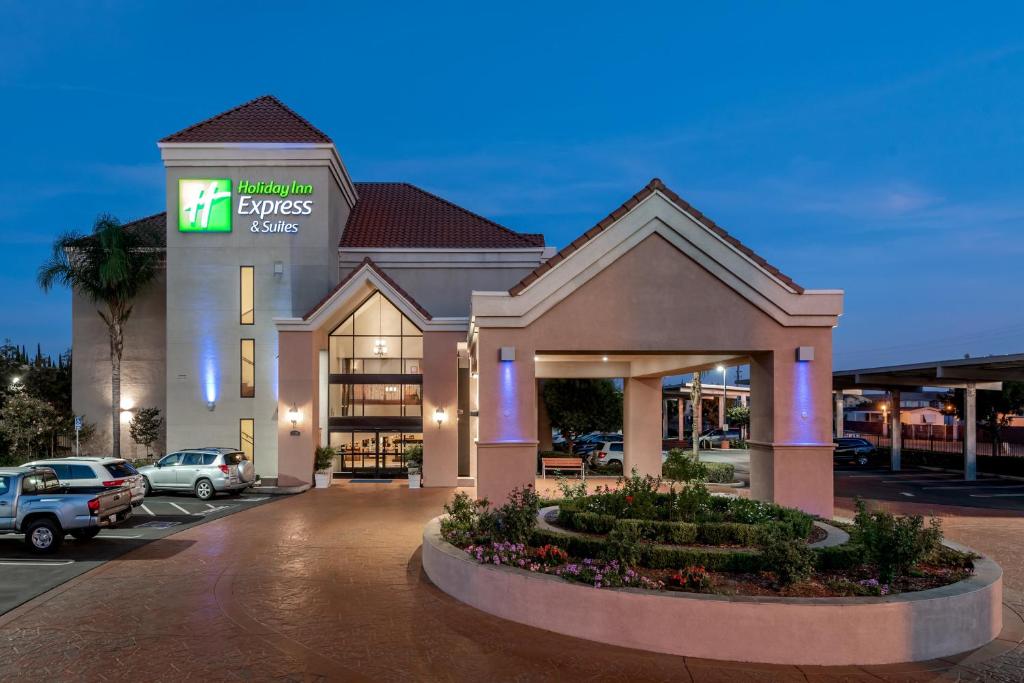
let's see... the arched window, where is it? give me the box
[328,291,423,375]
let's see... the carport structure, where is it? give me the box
[833,352,1024,480]
[468,179,843,516]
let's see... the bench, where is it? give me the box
[541,457,585,479]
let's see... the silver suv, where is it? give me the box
[138,448,255,500]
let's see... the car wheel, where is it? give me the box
[24,518,63,554]
[143,476,153,496]
[857,455,869,466]
[194,478,215,501]
[608,460,624,473]
[70,527,101,541]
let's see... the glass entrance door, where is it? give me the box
[330,431,421,478]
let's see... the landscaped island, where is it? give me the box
[422,451,1003,665]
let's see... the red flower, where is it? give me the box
[625,495,634,505]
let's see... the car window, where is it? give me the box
[202,454,218,465]
[159,454,182,467]
[46,464,70,478]
[222,452,247,465]
[610,443,623,452]
[22,472,62,494]
[69,465,94,479]
[0,476,9,496]
[181,453,204,466]
[104,462,138,477]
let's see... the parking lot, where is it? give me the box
[834,465,1024,512]
[0,490,279,615]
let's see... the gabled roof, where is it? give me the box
[301,257,432,321]
[341,182,545,250]
[508,178,803,295]
[160,95,332,144]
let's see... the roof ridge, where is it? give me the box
[507,178,803,296]
[159,94,332,144]
[301,256,433,321]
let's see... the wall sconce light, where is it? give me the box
[796,346,815,362]
[207,400,216,412]
[434,407,446,429]
[288,404,302,436]
[273,260,284,277]
[499,346,515,362]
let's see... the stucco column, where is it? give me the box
[834,392,844,438]
[623,376,663,477]
[965,383,977,481]
[474,332,537,507]
[422,331,462,487]
[748,346,834,518]
[277,330,317,487]
[536,380,553,452]
[718,394,726,428]
[677,397,686,441]
[890,390,902,472]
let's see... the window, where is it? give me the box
[240,266,254,325]
[158,453,181,467]
[69,465,94,479]
[104,462,138,477]
[328,291,423,374]
[240,419,254,467]
[241,339,255,397]
[202,454,218,465]
[181,452,204,466]
[328,383,423,417]
[0,476,9,496]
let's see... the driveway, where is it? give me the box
[0,480,1022,681]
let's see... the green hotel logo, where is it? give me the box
[178,178,232,232]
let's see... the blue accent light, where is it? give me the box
[791,360,814,443]
[499,361,519,440]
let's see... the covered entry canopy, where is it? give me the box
[833,352,1024,480]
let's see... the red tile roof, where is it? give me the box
[508,178,804,295]
[341,183,545,250]
[160,95,332,144]
[302,257,433,321]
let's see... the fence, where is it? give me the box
[844,421,1024,458]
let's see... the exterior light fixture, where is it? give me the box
[534,355,540,362]
[273,260,284,277]
[288,404,302,436]
[207,400,216,412]
[499,346,515,362]
[796,346,815,362]
[434,407,446,428]
[602,356,609,362]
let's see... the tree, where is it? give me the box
[128,407,163,457]
[726,405,750,438]
[0,388,59,464]
[38,215,163,457]
[945,381,1024,444]
[542,379,623,455]
[690,372,702,455]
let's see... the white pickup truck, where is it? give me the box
[0,466,133,553]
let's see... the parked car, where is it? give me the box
[138,447,256,500]
[574,433,623,455]
[697,428,741,449]
[22,457,146,507]
[0,466,133,553]
[588,442,669,471]
[833,437,876,466]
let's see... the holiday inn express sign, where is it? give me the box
[178,178,315,234]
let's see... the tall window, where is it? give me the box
[240,418,254,468]
[328,292,423,374]
[240,266,254,325]
[241,339,255,397]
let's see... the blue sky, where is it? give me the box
[2,2,1023,369]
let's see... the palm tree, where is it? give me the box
[38,214,163,457]
[690,371,702,456]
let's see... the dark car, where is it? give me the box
[833,437,876,466]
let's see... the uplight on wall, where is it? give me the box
[499,346,515,362]
[434,407,446,429]
[796,346,815,362]
[288,404,302,436]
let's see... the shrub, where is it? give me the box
[642,545,763,572]
[493,485,542,544]
[604,520,645,566]
[695,522,762,546]
[440,491,493,545]
[662,448,707,484]
[723,497,774,525]
[555,475,588,501]
[669,565,712,591]
[853,499,942,583]
[673,481,713,520]
[758,526,815,586]
[313,446,336,472]
[814,542,865,571]
[568,510,617,535]
[704,462,735,483]
[620,468,662,520]
[404,444,423,471]
[614,518,698,545]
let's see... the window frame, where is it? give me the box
[240,418,255,469]
[240,266,254,325]
[241,338,255,398]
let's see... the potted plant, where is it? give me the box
[313,446,336,489]
[405,444,423,489]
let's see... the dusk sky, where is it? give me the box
[2,2,1023,369]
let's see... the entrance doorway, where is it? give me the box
[329,431,422,478]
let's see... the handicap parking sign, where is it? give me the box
[74,415,82,432]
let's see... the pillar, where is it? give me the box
[890,390,901,472]
[965,383,977,481]
[748,346,834,518]
[277,330,317,487]
[623,376,663,477]
[662,398,669,438]
[718,393,726,428]
[677,397,685,442]
[834,392,844,438]
[537,380,553,452]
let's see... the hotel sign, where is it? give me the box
[178,178,315,234]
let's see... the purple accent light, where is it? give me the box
[499,361,520,441]
[791,360,814,443]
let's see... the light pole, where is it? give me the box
[717,364,727,429]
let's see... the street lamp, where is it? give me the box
[717,364,727,428]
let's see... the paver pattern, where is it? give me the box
[0,482,1022,681]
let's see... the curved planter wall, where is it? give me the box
[421,517,1003,666]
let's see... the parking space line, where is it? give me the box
[882,478,974,485]
[235,496,269,502]
[140,504,155,516]
[168,502,192,515]
[922,484,1024,491]
[98,534,143,539]
[0,559,75,566]
[971,493,1024,498]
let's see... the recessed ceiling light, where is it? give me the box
[602,356,609,362]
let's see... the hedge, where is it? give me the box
[704,462,736,483]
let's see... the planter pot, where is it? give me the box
[408,472,421,489]
[720,440,730,449]
[314,471,332,489]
